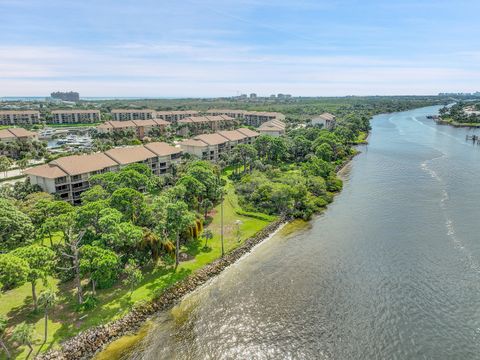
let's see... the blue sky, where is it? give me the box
[1,0,479,97]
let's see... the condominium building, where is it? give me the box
[205,109,246,119]
[311,113,336,129]
[25,153,119,204]
[156,110,199,122]
[257,120,286,137]
[25,142,181,204]
[97,119,169,139]
[242,111,286,127]
[50,110,101,124]
[111,109,155,121]
[97,121,137,133]
[177,115,236,136]
[144,141,182,173]
[179,128,259,161]
[0,128,38,143]
[236,127,261,143]
[104,146,163,178]
[205,109,285,127]
[217,129,253,150]
[0,110,41,125]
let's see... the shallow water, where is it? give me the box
[117,106,480,359]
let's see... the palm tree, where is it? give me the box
[12,323,34,359]
[0,156,12,178]
[141,228,161,262]
[38,289,57,345]
[203,229,213,249]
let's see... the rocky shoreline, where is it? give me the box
[37,217,287,360]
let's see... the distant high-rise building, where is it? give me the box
[250,93,257,99]
[275,93,292,101]
[51,91,80,102]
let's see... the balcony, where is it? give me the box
[55,177,67,185]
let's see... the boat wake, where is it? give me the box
[420,159,480,273]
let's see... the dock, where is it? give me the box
[466,134,480,144]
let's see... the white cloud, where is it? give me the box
[0,44,479,96]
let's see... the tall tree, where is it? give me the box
[17,157,29,174]
[0,253,30,290]
[123,259,143,300]
[12,323,34,359]
[75,200,108,237]
[12,245,56,311]
[165,201,195,270]
[203,229,213,249]
[0,198,34,252]
[200,199,213,219]
[0,156,12,177]
[80,185,109,204]
[141,228,162,262]
[232,144,257,174]
[110,188,147,224]
[79,245,120,294]
[38,289,57,345]
[59,230,85,304]
[177,175,206,211]
[101,221,143,257]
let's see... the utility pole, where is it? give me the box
[221,189,224,257]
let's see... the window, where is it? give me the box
[55,184,69,192]
[55,177,67,184]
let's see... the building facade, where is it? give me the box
[177,115,236,136]
[0,128,38,143]
[111,109,155,121]
[311,113,336,129]
[97,119,169,139]
[205,109,285,127]
[50,110,101,124]
[257,119,286,137]
[0,110,41,125]
[156,111,199,122]
[179,128,259,161]
[25,142,181,204]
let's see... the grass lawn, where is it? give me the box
[0,177,275,360]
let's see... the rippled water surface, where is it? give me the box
[126,106,480,359]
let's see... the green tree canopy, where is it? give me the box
[0,253,30,290]
[0,198,34,251]
[12,245,56,310]
[80,245,120,292]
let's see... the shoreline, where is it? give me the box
[37,217,288,360]
[435,118,480,128]
[37,149,359,360]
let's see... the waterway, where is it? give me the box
[107,106,480,359]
